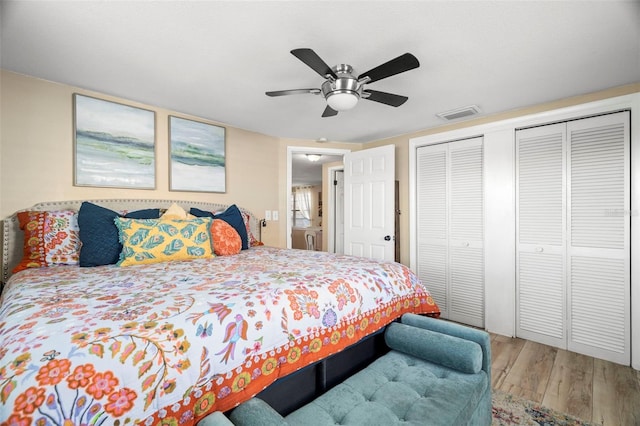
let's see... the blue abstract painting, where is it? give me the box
[74,94,156,189]
[169,116,226,193]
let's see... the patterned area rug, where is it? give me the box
[492,389,598,426]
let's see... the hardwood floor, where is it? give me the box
[490,334,640,425]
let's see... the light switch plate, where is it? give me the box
[272,210,279,221]
[265,210,271,221]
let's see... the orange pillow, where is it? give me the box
[211,219,242,256]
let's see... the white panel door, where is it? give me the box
[344,145,395,261]
[416,137,484,327]
[567,112,630,364]
[516,123,567,348]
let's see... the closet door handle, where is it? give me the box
[535,247,544,253]
[463,242,470,247]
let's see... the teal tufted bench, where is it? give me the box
[202,314,491,426]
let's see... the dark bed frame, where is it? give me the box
[251,327,390,415]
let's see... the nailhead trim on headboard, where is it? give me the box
[1,199,261,285]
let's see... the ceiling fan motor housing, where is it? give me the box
[321,64,362,110]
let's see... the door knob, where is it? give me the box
[384,235,392,241]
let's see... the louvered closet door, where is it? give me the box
[567,112,630,364]
[516,123,567,348]
[416,138,484,327]
[416,143,449,318]
[448,138,484,327]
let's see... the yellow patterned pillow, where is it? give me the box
[115,217,214,266]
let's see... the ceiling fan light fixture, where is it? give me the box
[326,91,359,111]
[306,154,322,162]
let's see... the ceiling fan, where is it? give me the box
[266,48,420,117]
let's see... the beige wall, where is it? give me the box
[0,70,287,244]
[0,70,359,249]
[2,69,638,265]
[368,82,640,266]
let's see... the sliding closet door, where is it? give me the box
[516,123,567,348]
[416,137,484,327]
[567,112,630,364]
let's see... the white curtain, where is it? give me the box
[294,186,312,221]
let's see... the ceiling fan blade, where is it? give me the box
[358,53,419,84]
[266,88,320,97]
[363,89,408,107]
[322,106,338,117]
[291,48,337,79]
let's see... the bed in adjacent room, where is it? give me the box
[0,199,439,425]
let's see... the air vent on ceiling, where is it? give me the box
[436,105,481,121]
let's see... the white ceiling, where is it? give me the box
[292,153,343,186]
[1,1,639,144]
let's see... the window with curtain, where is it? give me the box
[292,186,312,227]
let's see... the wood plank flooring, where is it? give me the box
[490,334,640,425]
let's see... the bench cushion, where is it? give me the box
[284,350,488,426]
[385,322,483,374]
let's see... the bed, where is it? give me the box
[0,199,439,425]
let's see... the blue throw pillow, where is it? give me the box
[78,202,160,267]
[190,205,249,250]
[189,207,215,218]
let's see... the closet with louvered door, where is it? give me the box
[416,137,484,327]
[516,111,630,364]
[516,123,567,348]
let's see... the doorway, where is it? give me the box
[287,147,350,251]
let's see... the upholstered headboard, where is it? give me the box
[1,199,261,284]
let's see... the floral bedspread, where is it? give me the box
[0,246,439,425]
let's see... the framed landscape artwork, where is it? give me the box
[74,94,156,189]
[169,116,226,193]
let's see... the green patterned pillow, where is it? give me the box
[115,217,214,266]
